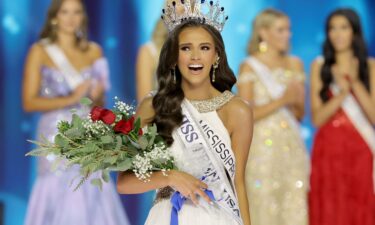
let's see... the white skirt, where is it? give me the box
[145,199,238,225]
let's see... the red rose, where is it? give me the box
[114,117,135,134]
[138,128,143,136]
[100,109,116,125]
[90,106,104,121]
[128,116,135,125]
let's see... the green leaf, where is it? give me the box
[111,158,132,171]
[73,177,88,191]
[154,135,164,144]
[101,170,110,183]
[86,162,102,173]
[57,121,72,133]
[148,124,157,146]
[149,124,157,136]
[65,128,83,138]
[129,138,141,149]
[54,134,69,148]
[25,148,49,157]
[121,135,130,144]
[90,178,103,191]
[103,156,118,165]
[80,97,93,106]
[84,142,99,152]
[115,136,123,151]
[134,117,141,133]
[101,135,114,144]
[138,136,148,150]
[126,145,139,156]
[153,158,169,164]
[72,114,83,129]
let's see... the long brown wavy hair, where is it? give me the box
[320,8,369,102]
[39,0,89,50]
[152,19,236,145]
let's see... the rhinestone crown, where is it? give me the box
[161,0,228,32]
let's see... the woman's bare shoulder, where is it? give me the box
[137,96,155,126]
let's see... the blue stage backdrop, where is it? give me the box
[0,1,374,225]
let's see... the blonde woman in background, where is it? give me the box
[135,19,168,102]
[237,8,309,225]
[136,0,197,102]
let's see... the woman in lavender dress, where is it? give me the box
[22,0,129,224]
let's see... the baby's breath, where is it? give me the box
[114,96,135,117]
[82,118,111,138]
[132,142,173,182]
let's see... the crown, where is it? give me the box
[161,0,228,32]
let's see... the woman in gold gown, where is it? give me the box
[237,8,309,225]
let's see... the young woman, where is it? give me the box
[309,8,375,225]
[237,8,309,225]
[118,2,253,225]
[22,0,129,224]
[136,19,168,102]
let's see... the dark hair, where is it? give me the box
[39,0,89,51]
[320,8,369,102]
[152,19,236,145]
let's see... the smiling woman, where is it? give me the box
[177,27,219,84]
[21,0,130,224]
[117,2,253,224]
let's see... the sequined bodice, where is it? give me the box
[190,90,234,113]
[253,68,304,106]
[40,66,89,97]
[40,58,108,98]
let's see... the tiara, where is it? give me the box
[161,0,228,32]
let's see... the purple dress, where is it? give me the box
[24,58,130,225]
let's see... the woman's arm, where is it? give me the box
[117,97,212,204]
[136,45,157,103]
[22,43,90,112]
[310,59,349,127]
[350,59,375,124]
[223,97,253,225]
[287,56,306,121]
[87,42,107,107]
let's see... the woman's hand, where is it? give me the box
[167,170,213,205]
[71,80,91,102]
[332,65,351,94]
[89,80,105,102]
[282,81,304,106]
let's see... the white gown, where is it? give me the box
[145,92,240,225]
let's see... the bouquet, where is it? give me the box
[27,97,175,190]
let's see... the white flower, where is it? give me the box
[132,142,173,182]
[82,118,111,137]
[114,98,135,117]
[132,154,153,182]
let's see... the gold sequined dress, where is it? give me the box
[239,57,309,225]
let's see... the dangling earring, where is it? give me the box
[172,67,176,84]
[51,19,58,29]
[259,41,268,53]
[212,57,220,83]
[50,19,58,38]
[75,27,84,39]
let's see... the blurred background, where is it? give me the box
[0,0,374,225]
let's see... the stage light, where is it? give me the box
[2,14,20,35]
